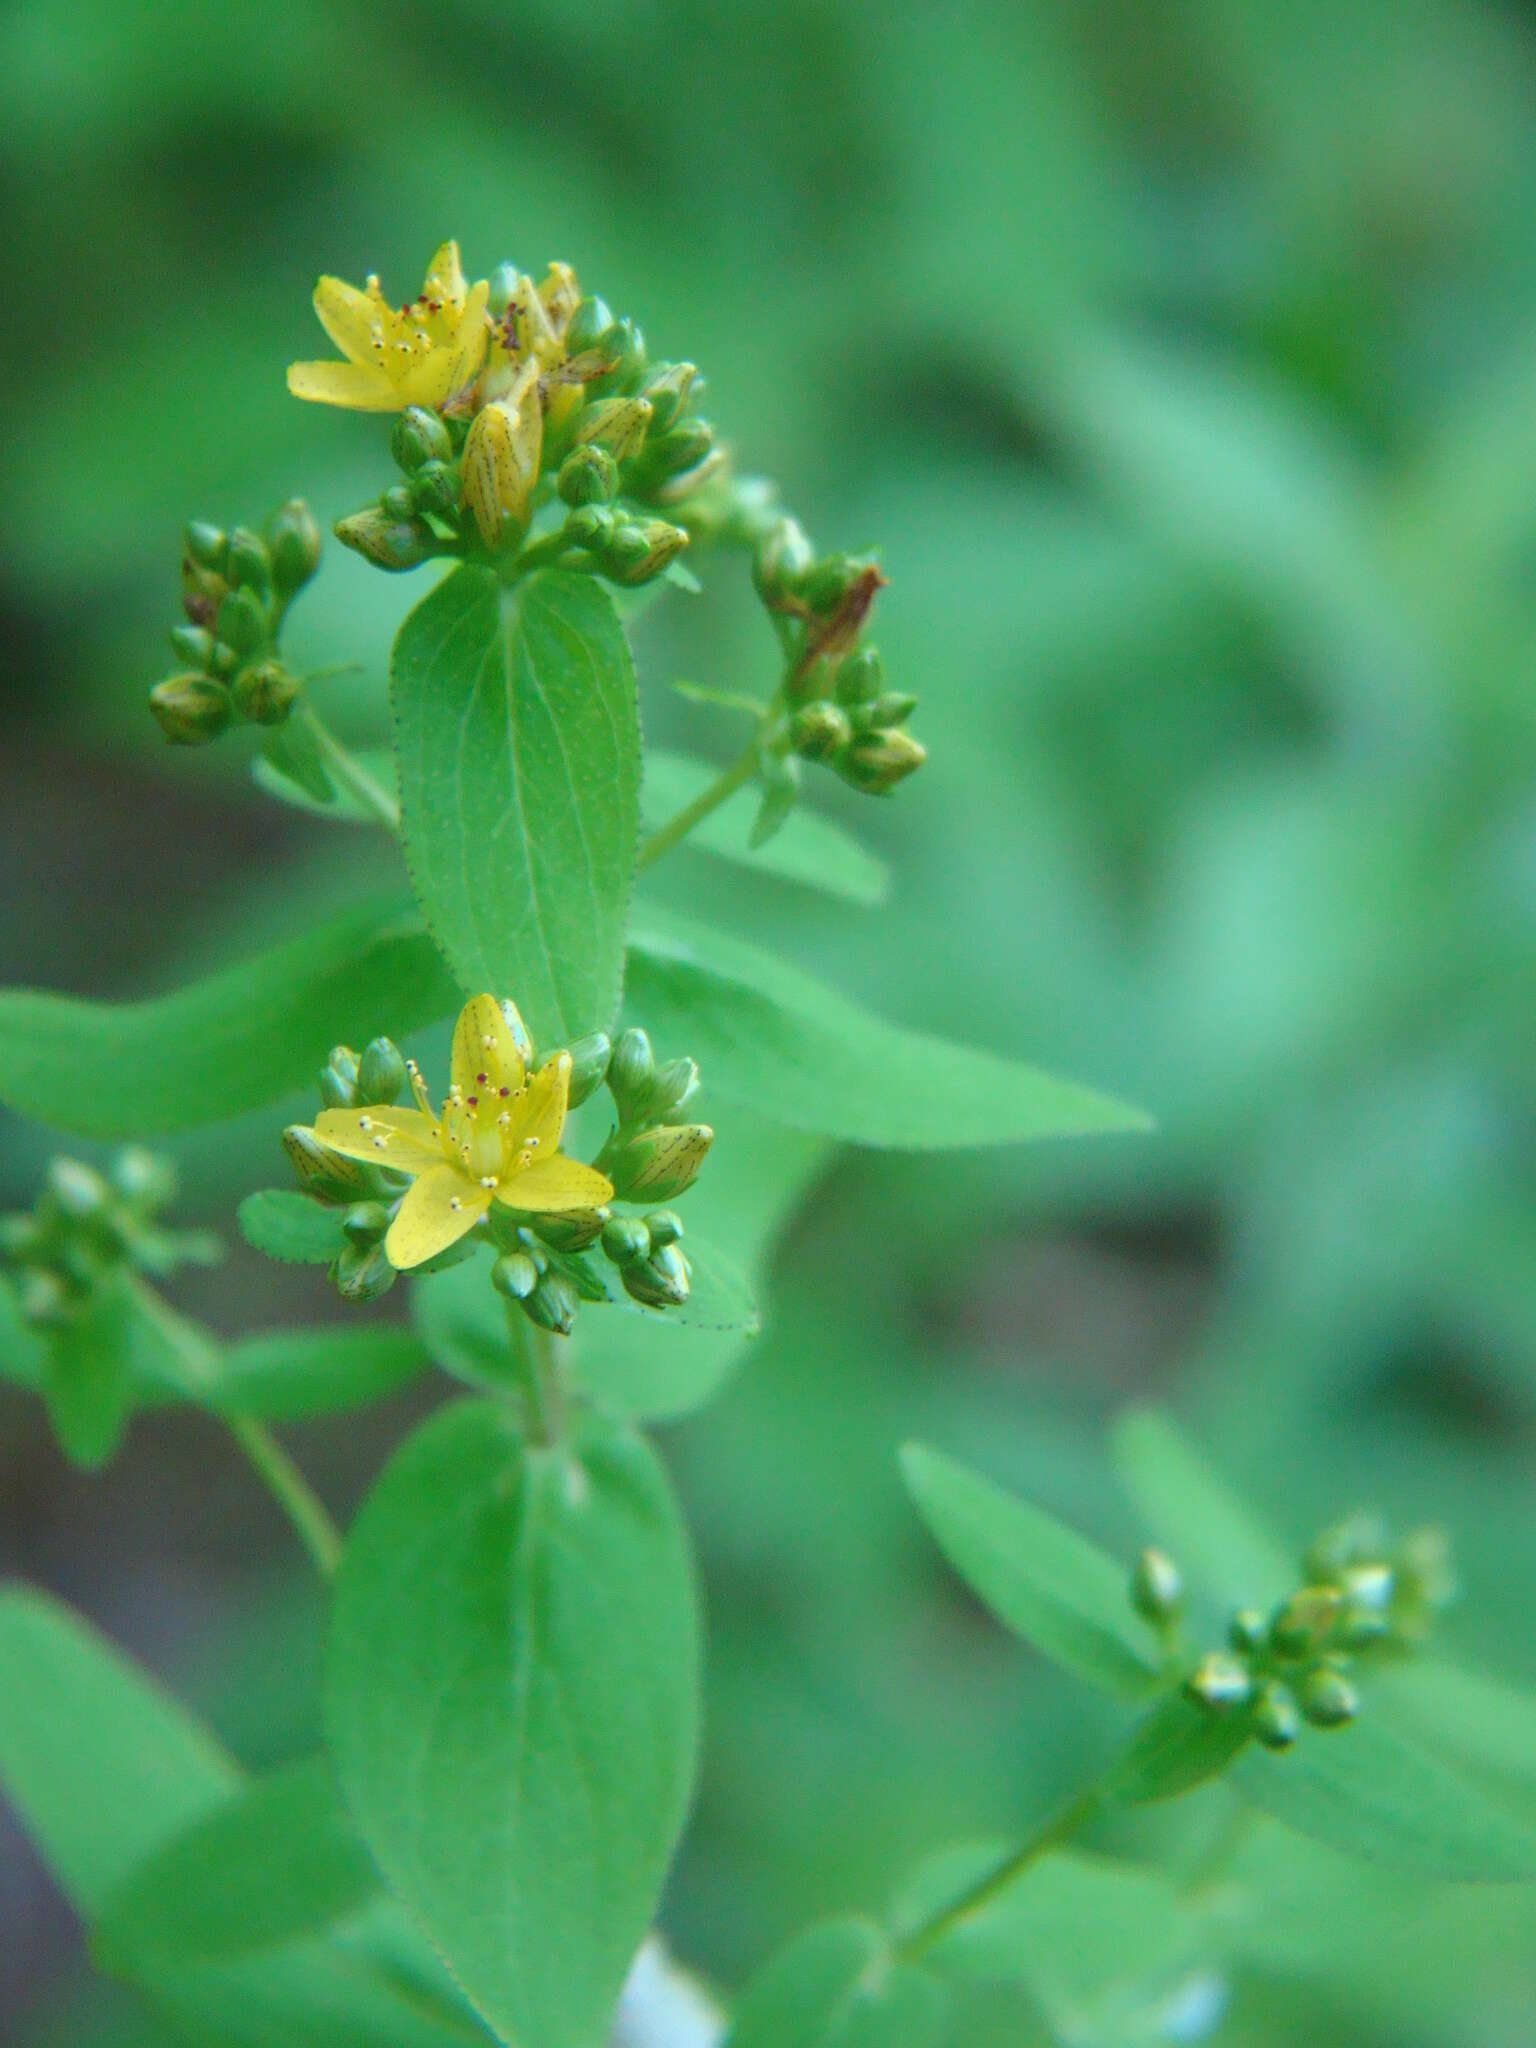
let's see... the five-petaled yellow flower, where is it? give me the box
[287,241,490,413]
[312,996,613,1270]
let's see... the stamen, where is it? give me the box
[479,1175,497,1189]
[449,1197,462,1211]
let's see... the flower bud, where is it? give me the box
[0,1212,40,1261]
[654,449,728,505]
[1185,1652,1254,1711]
[607,1124,713,1202]
[644,419,714,479]
[48,1158,110,1219]
[149,674,233,746]
[863,691,918,729]
[802,552,873,614]
[752,517,814,604]
[357,1037,407,1106]
[522,1269,577,1335]
[643,1057,700,1122]
[282,1124,367,1199]
[461,383,543,546]
[531,1209,607,1253]
[575,397,653,462]
[265,498,322,594]
[558,444,619,507]
[216,587,268,659]
[170,623,216,670]
[111,1146,178,1210]
[563,296,615,357]
[1299,1667,1359,1729]
[230,659,298,727]
[622,1241,690,1310]
[1254,1683,1301,1751]
[20,1268,69,1325]
[1228,1608,1267,1655]
[333,1240,396,1303]
[639,362,698,436]
[789,701,852,762]
[591,317,647,392]
[1304,1513,1387,1583]
[608,1028,654,1117]
[184,521,228,572]
[343,1201,391,1247]
[381,483,417,521]
[210,640,238,677]
[601,1216,651,1266]
[644,1210,683,1249]
[564,504,616,552]
[566,1032,612,1107]
[225,527,271,594]
[493,1251,540,1301]
[1130,1548,1183,1625]
[318,1045,361,1110]
[487,263,521,318]
[834,647,884,705]
[180,558,228,629]
[602,519,688,585]
[410,460,460,521]
[1269,1586,1343,1660]
[334,508,439,572]
[838,728,926,795]
[392,406,453,474]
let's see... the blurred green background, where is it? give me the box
[5,0,1536,2040]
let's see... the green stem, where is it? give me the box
[636,736,762,870]
[296,704,401,832]
[226,1413,343,1579]
[504,1302,566,1446]
[896,1781,1106,1965]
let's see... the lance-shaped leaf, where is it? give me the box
[0,896,457,1137]
[392,564,641,1050]
[902,1444,1161,1697]
[327,1399,701,2048]
[627,907,1149,1148]
[724,1919,948,2048]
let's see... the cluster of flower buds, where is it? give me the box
[149,502,322,745]
[282,1036,422,1304]
[0,1151,220,1329]
[1130,1515,1456,1753]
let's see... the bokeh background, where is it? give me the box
[5,0,1536,2040]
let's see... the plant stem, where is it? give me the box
[504,1302,566,1446]
[296,704,401,832]
[896,1781,1107,1965]
[636,737,762,870]
[226,1413,343,1579]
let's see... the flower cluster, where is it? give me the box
[282,994,712,1334]
[1131,1515,1457,1751]
[148,502,322,745]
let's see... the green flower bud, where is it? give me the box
[392,406,453,474]
[333,1239,396,1303]
[802,552,875,614]
[343,1201,391,1247]
[563,296,615,357]
[149,674,233,746]
[334,508,438,572]
[230,659,298,727]
[184,520,228,572]
[493,1251,541,1301]
[0,1213,40,1262]
[1228,1608,1267,1655]
[1304,1512,1387,1583]
[834,647,884,705]
[381,483,416,521]
[268,499,323,594]
[639,362,698,436]
[216,587,268,659]
[566,1032,612,1107]
[654,449,727,506]
[170,623,216,670]
[646,1057,701,1122]
[608,1029,655,1117]
[1269,1586,1343,1660]
[622,1241,690,1310]
[110,1146,178,1210]
[1130,1548,1183,1624]
[357,1037,407,1106]
[752,517,814,604]
[225,527,271,594]
[789,701,852,762]
[522,1269,577,1335]
[558,444,620,507]
[575,396,653,462]
[48,1158,110,1219]
[1254,1683,1301,1751]
[318,1045,360,1111]
[862,691,918,729]
[644,1210,683,1249]
[181,557,228,629]
[591,316,647,392]
[838,728,926,795]
[410,459,460,521]
[531,1209,607,1253]
[601,1215,651,1266]
[209,640,238,677]
[487,263,521,318]
[20,1268,69,1326]
[1338,1562,1394,1645]
[602,519,689,585]
[562,506,614,555]
[607,1123,713,1203]
[1185,1652,1254,1712]
[644,419,714,479]
[282,1125,367,1200]
[1299,1666,1359,1729]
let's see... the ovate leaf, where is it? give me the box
[724,1919,948,2048]
[627,908,1149,1148]
[327,1400,700,2048]
[238,1190,349,1266]
[215,1327,428,1421]
[42,1285,136,1467]
[902,1444,1161,1697]
[0,897,457,1137]
[644,749,890,905]
[1111,1408,1295,1615]
[1106,1693,1255,1806]
[392,565,641,1049]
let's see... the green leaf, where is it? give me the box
[724,1919,948,2048]
[0,896,457,1137]
[643,749,890,905]
[0,1275,46,1392]
[627,908,1150,1148]
[237,1189,350,1266]
[901,1443,1161,1697]
[392,564,641,1049]
[327,1399,701,2048]
[1111,1408,1295,1614]
[1232,1707,1536,1881]
[259,718,336,805]
[42,1285,138,1467]
[1105,1693,1255,1806]
[253,742,398,824]
[0,1586,238,1915]
[1374,1660,1536,1811]
[95,1757,379,1971]
[215,1327,428,1421]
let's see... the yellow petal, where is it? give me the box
[311,274,384,365]
[451,995,526,1101]
[460,401,516,547]
[422,240,468,309]
[313,1107,442,1174]
[403,279,491,409]
[498,1152,614,1215]
[385,1164,492,1268]
[505,1052,571,1163]
[286,359,401,411]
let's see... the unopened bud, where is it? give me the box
[601,1216,651,1266]
[487,262,521,319]
[644,1210,683,1249]
[392,406,453,474]
[217,587,268,658]
[1186,1652,1254,1712]
[639,362,698,435]
[838,728,926,795]
[834,647,884,705]
[644,418,714,479]
[558,444,619,507]
[1304,1513,1387,1583]
[1228,1609,1267,1655]
[149,674,233,746]
[410,460,460,521]
[268,499,323,593]
[492,1251,541,1301]
[381,484,416,521]
[789,701,852,762]
[531,1209,607,1253]
[184,521,227,572]
[169,623,216,670]
[575,397,653,462]
[565,504,616,552]
[230,659,298,727]
[333,1240,396,1303]
[1254,1683,1301,1751]
[608,1123,713,1202]
[343,1201,391,1247]
[591,316,647,392]
[110,1147,178,1209]
[640,1057,700,1124]
[225,527,271,594]
[47,1158,110,1219]
[608,1030,655,1117]
[752,517,814,604]
[622,1241,690,1310]
[654,449,727,505]
[602,518,688,585]
[523,1269,577,1335]
[1270,1587,1343,1660]
[1299,1667,1359,1729]
[566,1032,612,1107]
[282,1125,367,1199]
[1130,1548,1183,1624]
[563,296,616,357]
[20,1269,69,1326]
[334,508,438,572]
[862,691,918,729]
[357,1037,407,1106]
[318,1046,360,1111]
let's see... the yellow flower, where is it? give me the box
[286,241,490,413]
[309,995,613,1270]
